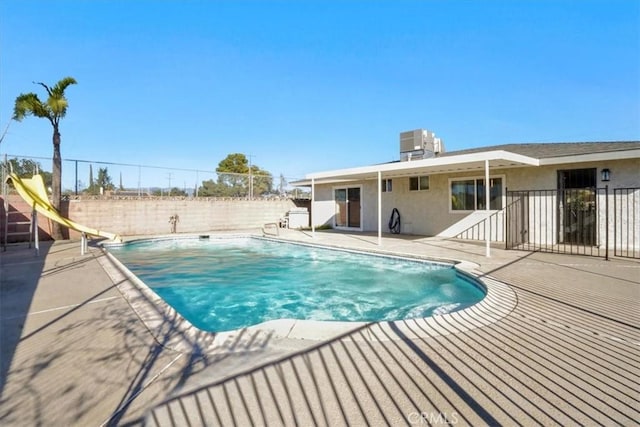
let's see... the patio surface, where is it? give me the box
[1,230,638,426]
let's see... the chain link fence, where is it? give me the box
[1,154,310,200]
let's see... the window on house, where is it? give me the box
[451,177,503,211]
[381,179,392,192]
[409,176,429,191]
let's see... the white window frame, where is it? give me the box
[448,175,506,213]
[409,175,430,192]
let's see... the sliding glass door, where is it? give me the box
[334,187,361,229]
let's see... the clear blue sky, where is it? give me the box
[1,0,639,187]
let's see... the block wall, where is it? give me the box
[0,196,297,241]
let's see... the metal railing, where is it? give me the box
[454,187,640,259]
[454,209,504,242]
[613,188,640,258]
[504,187,640,259]
[505,188,608,257]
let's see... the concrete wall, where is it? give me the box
[0,196,297,241]
[311,158,640,239]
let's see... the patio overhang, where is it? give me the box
[296,150,539,256]
[292,150,540,186]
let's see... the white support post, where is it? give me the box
[81,232,87,256]
[311,178,315,239]
[377,171,382,246]
[485,159,491,258]
[32,209,39,256]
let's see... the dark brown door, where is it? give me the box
[558,169,597,245]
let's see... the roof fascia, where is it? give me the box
[376,150,541,173]
[290,178,362,186]
[305,150,539,179]
[292,148,640,187]
[538,149,640,165]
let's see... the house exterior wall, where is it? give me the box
[378,174,453,235]
[311,158,640,243]
[312,186,338,228]
[313,173,507,235]
[499,158,639,190]
[505,158,639,248]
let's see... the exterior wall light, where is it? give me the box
[601,168,611,182]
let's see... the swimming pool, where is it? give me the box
[107,237,486,333]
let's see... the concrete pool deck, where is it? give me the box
[1,229,638,426]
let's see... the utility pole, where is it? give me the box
[279,173,287,196]
[75,160,78,195]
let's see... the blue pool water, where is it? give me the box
[107,237,486,332]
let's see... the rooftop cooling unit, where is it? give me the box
[399,129,444,161]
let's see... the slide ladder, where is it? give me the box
[1,160,39,254]
[3,200,39,254]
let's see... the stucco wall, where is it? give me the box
[500,158,640,190]
[312,186,337,228]
[311,175,464,235]
[0,196,297,241]
[311,158,640,238]
[313,173,503,235]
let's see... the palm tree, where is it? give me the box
[13,77,77,239]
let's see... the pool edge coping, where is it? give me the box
[97,233,518,355]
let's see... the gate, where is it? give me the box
[506,187,640,259]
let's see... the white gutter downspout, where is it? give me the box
[485,159,491,257]
[311,178,315,239]
[377,171,382,246]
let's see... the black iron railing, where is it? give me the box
[613,188,640,259]
[503,187,640,259]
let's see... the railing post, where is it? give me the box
[613,188,617,257]
[505,187,509,249]
[605,185,609,261]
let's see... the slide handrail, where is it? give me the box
[5,173,122,242]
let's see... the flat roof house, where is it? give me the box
[295,130,640,258]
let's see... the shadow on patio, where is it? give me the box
[0,241,52,397]
[123,272,639,426]
[111,234,639,426]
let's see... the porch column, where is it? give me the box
[311,178,315,239]
[377,171,382,246]
[485,159,491,257]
